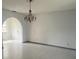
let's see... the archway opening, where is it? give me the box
[2,17,23,43]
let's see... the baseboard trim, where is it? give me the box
[23,41,76,51]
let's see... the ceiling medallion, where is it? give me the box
[24,0,36,23]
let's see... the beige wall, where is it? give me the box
[30,10,76,49]
[2,9,76,49]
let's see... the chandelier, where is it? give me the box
[24,0,36,23]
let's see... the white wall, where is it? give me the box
[2,9,31,42]
[30,10,76,49]
[3,20,12,41]
[2,9,76,49]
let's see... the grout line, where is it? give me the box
[23,41,76,51]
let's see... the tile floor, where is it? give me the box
[3,41,76,59]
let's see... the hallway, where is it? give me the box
[3,42,76,59]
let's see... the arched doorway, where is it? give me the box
[2,17,23,43]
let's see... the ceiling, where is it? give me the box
[2,0,76,14]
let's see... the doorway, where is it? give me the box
[2,17,23,43]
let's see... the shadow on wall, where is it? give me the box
[2,17,23,42]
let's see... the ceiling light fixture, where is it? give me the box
[24,0,36,23]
